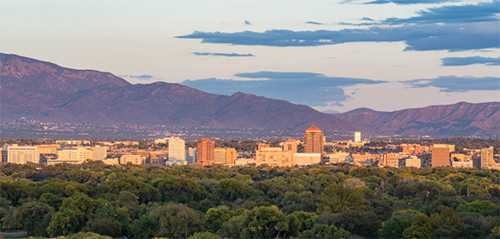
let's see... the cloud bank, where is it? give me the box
[402,76,500,92]
[193,52,254,57]
[381,1,500,25]
[441,56,500,66]
[177,21,499,51]
[182,71,386,106]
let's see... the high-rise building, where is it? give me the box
[168,137,186,164]
[354,132,361,143]
[481,146,495,169]
[226,148,237,164]
[185,147,197,165]
[380,152,401,168]
[1,145,39,164]
[196,138,215,166]
[303,125,324,155]
[432,145,450,167]
[49,147,93,164]
[214,148,227,164]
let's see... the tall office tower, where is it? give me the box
[432,145,450,167]
[214,148,227,164]
[303,125,324,155]
[1,145,39,164]
[196,138,215,166]
[283,138,298,154]
[226,148,237,164]
[185,147,197,165]
[481,146,495,169]
[168,137,186,164]
[354,132,361,143]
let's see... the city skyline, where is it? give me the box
[1,0,498,113]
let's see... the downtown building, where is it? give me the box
[196,138,215,166]
[1,145,39,164]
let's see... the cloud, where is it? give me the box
[366,0,456,5]
[176,21,499,51]
[381,1,500,25]
[119,75,153,80]
[182,71,386,106]
[245,20,252,25]
[193,52,255,57]
[306,21,324,25]
[401,75,500,92]
[441,56,500,66]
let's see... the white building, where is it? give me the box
[354,132,361,143]
[168,137,186,165]
[1,145,39,164]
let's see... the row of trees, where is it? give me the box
[0,161,499,238]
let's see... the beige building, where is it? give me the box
[92,146,107,161]
[303,125,324,155]
[1,145,40,164]
[120,154,145,165]
[255,144,293,167]
[293,153,322,166]
[405,156,421,168]
[326,152,349,164]
[214,148,227,164]
[38,144,60,155]
[380,153,401,168]
[226,148,237,165]
[481,146,495,169]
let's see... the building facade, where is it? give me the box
[196,138,215,166]
[1,145,39,164]
[303,125,324,155]
[168,137,186,164]
[481,146,495,169]
[432,145,450,167]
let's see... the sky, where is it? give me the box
[1,0,499,113]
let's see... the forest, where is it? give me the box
[0,161,499,239]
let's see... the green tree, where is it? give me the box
[13,201,54,236]
[46,194,96,237]
[204,206,233,232]
[317,183,369,213]
[217,215,245,238]
[242,205,298,239]
[189,231,223,239]
[148,203,205,238]
[379,217,411,239]
[402,214,432,239]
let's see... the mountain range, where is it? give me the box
[1,53,499,137]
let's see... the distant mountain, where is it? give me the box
[0,53,371,133]
[338,102,500,137]
[2,53,498,137]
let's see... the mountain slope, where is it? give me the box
[338,102,500,136]
[0,53,371,133]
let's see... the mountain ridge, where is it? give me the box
[1,53,498,137]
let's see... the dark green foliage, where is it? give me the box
[0,162,498,238]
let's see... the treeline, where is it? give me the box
[0,162,499,239]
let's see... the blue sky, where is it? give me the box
[1,0,498,113]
